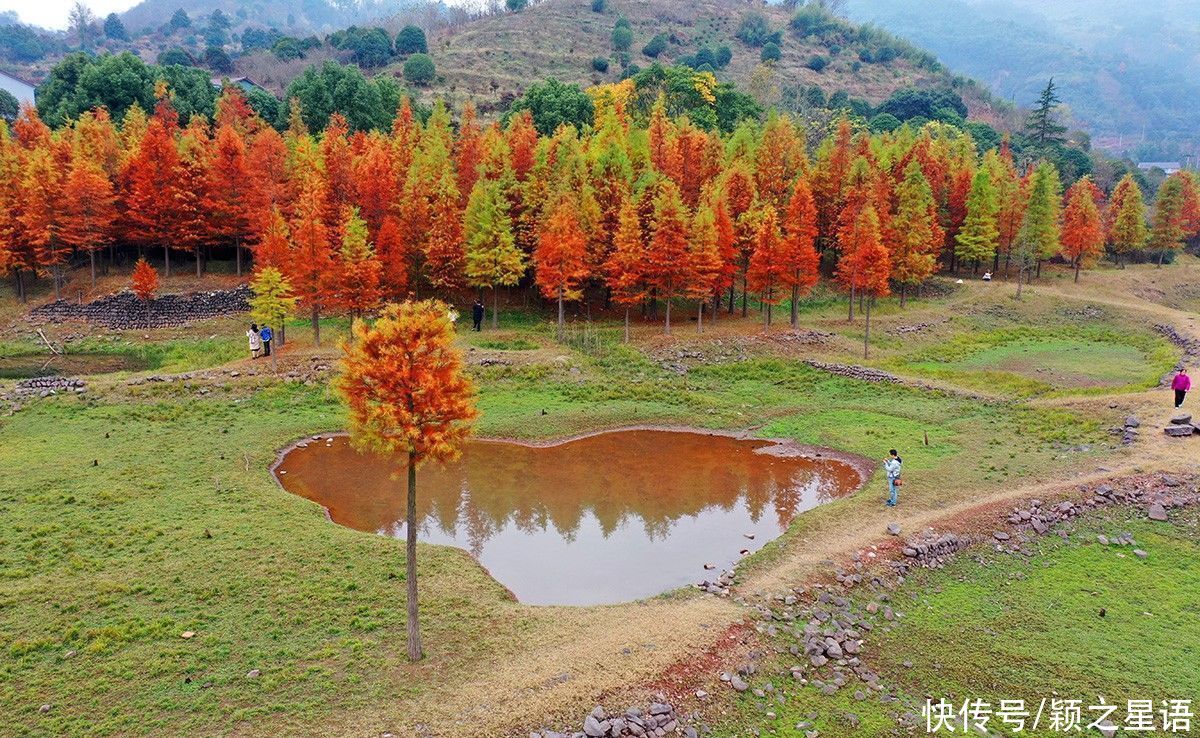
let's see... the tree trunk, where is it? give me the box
[741,272,748,317]
[53,265,61,299]
[847,285,855,321]
[899,283,907,308]
[623,307,630,343]
[556,287,564,341]
[196,248,202,277]
[1074,259,1081,282]
[1015,267,1024,300]
[90,251,97,289]
[164,244,170,278]
[406,452,423,661]
[14,269,25,303]
[492,285,499,329]
[764,301,772,330]
[279,324,286,346]
[311,305,321,347]
[863,295,871,359]
[1157,249,1166,268]
[790,281,799,328]
[664,297,672,334]
[712,292,720,324]
[236,243,242,277]
[696,301,703,333]
[727,283,735,314]
[1035,258,1041,278]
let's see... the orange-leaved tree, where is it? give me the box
[131,256,159,305]
[288,141,336,346]
[746,206,788,329]
[836,205,891,358]
[605,193,647,342]
[1060,176,1104,282]
[534,198,589,340]
[335,300,478,662]
[60,153,117,289]
[779,177,820,326]
[643,180,693,334]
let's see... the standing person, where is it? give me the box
[247,323,262,358]
[471,299,485,332]
[1173,367,1191,408]
[259,324,273,357]
[883,449,903,507]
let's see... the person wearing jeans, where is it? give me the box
[1173,368,1190,408]
[883,449,902,507]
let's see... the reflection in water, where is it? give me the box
[275,430,861,605]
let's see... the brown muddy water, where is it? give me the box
[274,429,864,606]
[0,353,149,379]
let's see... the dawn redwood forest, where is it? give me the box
[5,1,1200,737]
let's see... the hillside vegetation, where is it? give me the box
[403,0,1008,123]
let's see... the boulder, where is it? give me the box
[886,523,901,536]
[1163,425,1193,437]
[1147,503,1169,522]
[1170,413,1192,426]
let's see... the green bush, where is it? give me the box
[869,112,902,133]
[592,56,609,72]
[736,12,780,47]
[790,5,852,39]
[591,0,606,12]
[395,25,427,55]
[403,53,436,85]
[157,47,193,66]
[715,45,732,67]
[760,42,781,62]
[806,54,827,72]
[506,0,528,10]
[612,24,633,51]
[642,33,668,58]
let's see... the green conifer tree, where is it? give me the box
[464,178,525,328]
[954,168,999,271]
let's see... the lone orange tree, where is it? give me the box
[334,300,478,661]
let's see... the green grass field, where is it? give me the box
[1,267,1194,737]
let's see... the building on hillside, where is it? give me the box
[0,70,36,107]
[210,76,268,95]
[1137,161,1182,175]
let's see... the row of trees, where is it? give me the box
[2,79,1195,353]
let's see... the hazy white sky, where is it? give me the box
[1,0,140,30]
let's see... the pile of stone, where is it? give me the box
[1163,412,1199,437]
[1112,416,1140,445]
[752,329,832,345]
[896,531,972,573]
[889,319,946,336]
[804,361,905,385]
[697,563,737,596]
[30,286,251,330]
[531,701,695,738]
[11,376,86,397]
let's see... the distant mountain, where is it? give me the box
[119,0,429,35]
[844,0,1200,157]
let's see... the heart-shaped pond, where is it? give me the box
[274,429,866,606]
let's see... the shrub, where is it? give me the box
[736,13,780,47]
[271,37,305,61]
[715,45,732,67]
[790,5,850,39]
[760,42,781,62]
[507,78,594,135]
[395,25,427,55]
[506,0,528,10]
[403,53,436,86]
[694,47,717,68]
[157,48,193,66]
[592,56,609,72]
[868,112,901,133]
[620,64,641,80]
[612,24,633,51]
[642,33,667,58]
[806,54,827,72]
[591,0,606,12]
[203,46,233,73]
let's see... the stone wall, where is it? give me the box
[30,286,251,330]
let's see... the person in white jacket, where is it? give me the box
[246,323,262,358]
[883,449,902,507]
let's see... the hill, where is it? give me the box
[401,0,1010,124]
[844,0,1200,158]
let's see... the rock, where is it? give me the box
[180,631,195,639]
[39,704,51,714]
[993,531,1010,541]
[649,703,671,716]
[730,675,749,692]
[1164,425,1193,437]
[1134,549,1148,559]
[1125,416,1140,428]
[886,523,901,536]
[1097,534,1109,545]
[1096,719,1118,738]
[246,669,261,678]
[583,715,607,737]
[1147,503,1169,522]
[1170,413,1192,425]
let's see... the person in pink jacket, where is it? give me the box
[1172,368,1191,408]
